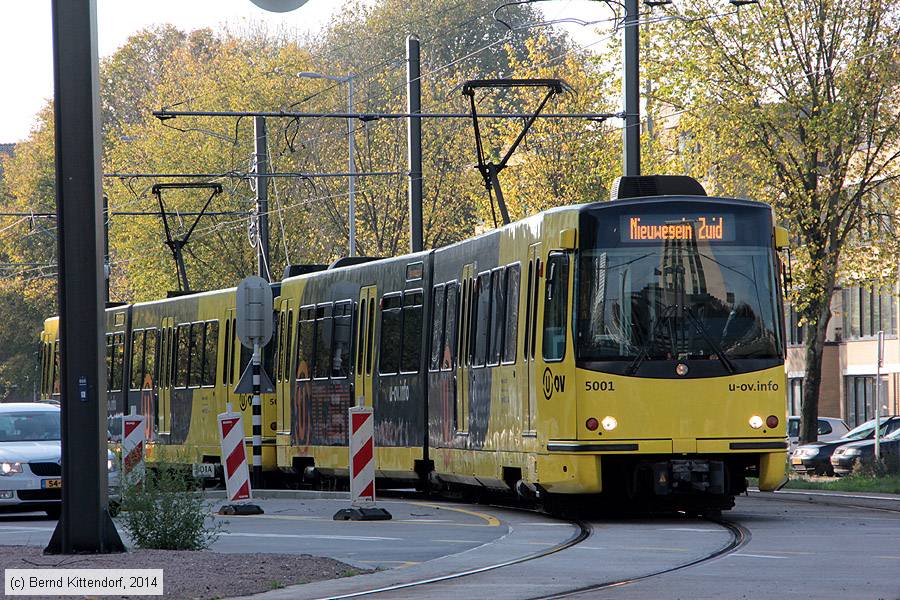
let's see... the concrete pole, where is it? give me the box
[623,0,640,176]
[348,78,357,257]
[407,34,424,253]
[46,0,124,554]
[254,116,271,280]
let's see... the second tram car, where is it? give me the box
[40,179,789,509]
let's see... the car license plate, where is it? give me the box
[42,479,62,489]
[791,457,803,465]
[192,463,216,478]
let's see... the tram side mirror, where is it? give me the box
[774,226,790,250]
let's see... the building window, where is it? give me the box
[788,377,803,416]
[844,375,888,427]
[786,304,804,346]
[842,287,897,340]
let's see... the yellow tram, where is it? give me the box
[41,177,788,509]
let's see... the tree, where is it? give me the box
[646,0,900,442]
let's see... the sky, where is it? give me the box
[0,0,610,143]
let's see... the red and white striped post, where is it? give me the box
[333,406,391,521]
[218,404,252,502]
[121,407,145,483]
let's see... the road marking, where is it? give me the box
[628,546,690,553]
[659,527,721,532]
[393,519,452,523]
[772,490,900,502]
[433,539,484,544]
[732,553,784,559]
[408,502,501,527]
[875,555,900,559]
[221,532,401,541]
[0,526,55,532]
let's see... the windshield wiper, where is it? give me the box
[684,307,736,374]
[626,304,676,375]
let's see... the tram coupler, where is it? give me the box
[652,460,725,495]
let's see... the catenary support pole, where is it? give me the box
[254,116,271,281]
[407,35,424,253]
[623,0,640,176]
[347,78,357,257]
[251,342,262,489]
[46,0,124,554]
[875,330,884,460]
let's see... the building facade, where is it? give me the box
[785,286,899,427]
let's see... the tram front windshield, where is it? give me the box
[576,201,782,371]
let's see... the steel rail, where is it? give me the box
[311,512,592,600]
[537,518,750,599]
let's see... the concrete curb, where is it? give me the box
[204,489,350,500]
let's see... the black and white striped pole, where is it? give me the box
[251,341,262,487]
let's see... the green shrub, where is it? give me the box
[117,461,220,550]
[851,453,900,479]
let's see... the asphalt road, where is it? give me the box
[1,492,899,599]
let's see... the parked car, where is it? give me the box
[787,416,850,451]
[791,416,900,476]
[0,403,119,517]
[830,425,900,475]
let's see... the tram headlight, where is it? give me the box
[601,416,618,431]
[749,415,763,429]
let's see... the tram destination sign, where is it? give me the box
[621,214,734,242]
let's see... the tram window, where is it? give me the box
[230,319,238,385]
[275,313,284,381]
[503,264,520,364]
[379,294,402,375]
[284,310,294,381]
[401,290,423,373]
[489,269,506,367]
[263,315,277,381]
[188,323,203,388]
[473,273,491,367]
[531,258,541,360]
[524,261,533,360]
[202,321,218,387]
[223,320,231,386]
[314,304,333,380]
[52,342,60,395]
[365,299,375,375]
[542,253,569,362]
[144,329,158,388]
[356,299,367,375]
[296,306,315,381]
[110,333,125,392]
[430,285,445,372]
[442,283,458,371]
[174,325,190,389]
[130,330,146,391]
[332,301,352,378]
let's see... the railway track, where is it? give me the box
[310,502,750,600]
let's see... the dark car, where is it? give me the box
[791,416,900,476]
[830,425,900,475]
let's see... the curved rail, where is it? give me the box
[313,517,592,600]
[537,518,751,599]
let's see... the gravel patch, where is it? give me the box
[0,545,364,599]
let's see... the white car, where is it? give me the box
[0,403,118,518]
[787,415,850,451]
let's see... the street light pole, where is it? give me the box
[297,72,356,256]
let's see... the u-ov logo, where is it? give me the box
[542,368,565,400]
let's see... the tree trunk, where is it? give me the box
[800,287,836,444]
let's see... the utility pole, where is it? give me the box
[623,0,641,176]
[254,116,271,280]
[103,194,110,304]
[46,0,124,554]
[407,34,424,253]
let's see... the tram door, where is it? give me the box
[158,316,175,435]
[354,286,377,407]
[224,309,238,411]
[456,263,475,434]
[524,244,541,433]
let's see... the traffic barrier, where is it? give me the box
[121,408,145,482]
[333,406,391,521]
[217,405,252,502]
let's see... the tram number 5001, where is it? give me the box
[585,380,615,392]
